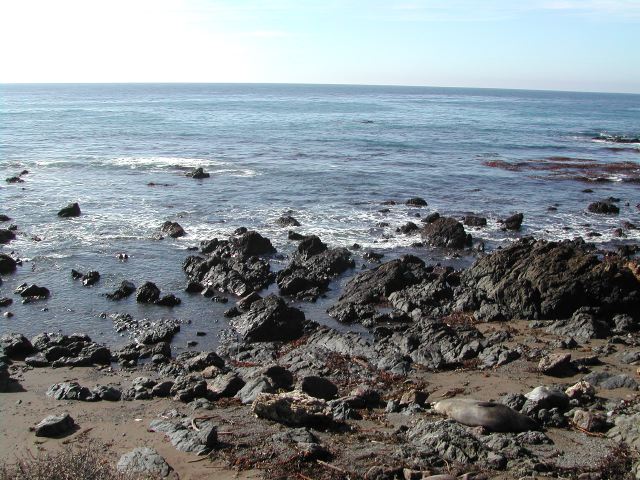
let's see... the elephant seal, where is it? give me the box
[433,398,538,432]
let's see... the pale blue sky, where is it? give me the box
[1,0,639,92]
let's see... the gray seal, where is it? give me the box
[433,398,538,432]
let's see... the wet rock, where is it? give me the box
[233,230,276,256]
[300,376,339,400]
[276,215,301,227]
[155,294,181,307]
[136,282,161,303]
[461,238,640,321]
[117,447,175,478]
[161,221,185,238]
[501,212,524,230]
[588,201,619,214]
[0,229,16,244]
[0,214,11,222]
[582,371,638,390]
[1,333,34,358]
[464,216,487,227]
[34,413,75,437]
[0,254,17,273]
[136,320,180,344]
[423,212,440,223]
[47,382,97,401]
[186,167,210,179]
[149,417,217,455]
[422,217,471,249]
[252,391,336,428]
[231,295,308,342]
[396,221,419,234]
[106,280,136,300]
[15,283,50,298]
[57,202,81,217]
[406,197,428,207]
[328,255,429,323]
[81,271,100,286]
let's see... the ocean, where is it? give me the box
[1,83,639,348]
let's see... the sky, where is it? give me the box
[1,0,639,93]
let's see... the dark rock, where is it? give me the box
[0,215,11,222]
[136,282,161,303]
[34,413,75,437]
[155,294,181,307]
[588,201,619,214]
[235,377,276,404]
[170,374,208,402]
[501,213,524,230]
[424,212,440,223]
[232,295,307,342]
[117,447,175,478]
[15,283,50,298]
[363,251,384,262]
[0,254,17,274]
[421,217,471,249]
[81,271,100,286]
[57,202,81,218]
[184,351,224,372]
[406,197,428,207]
[288,231,308,241]
[232,230,276,256]
[106,280,136,300]
[464,216,487,227]
[209,373,245,398]
[297,235,327,258]
[151,381,174,397]
[300,376,339,400]
[25,353,50,367]
[149,417,217,455]
[0,298,12,308]
[186,167,210,179]
[461,238,640,321]
[0,333,34,358]
[276,215,301,227]
[263,365,294,390]
[6,176,23,184]
[396,221,419,234]
[71,269,83,279]
[237,291,262,310]
[0,230,16,244]
[161,221,185,238]
[136,320,180,345]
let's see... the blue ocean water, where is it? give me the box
[1,83,639,347]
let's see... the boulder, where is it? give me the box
[136,282,161,303]
[502,213,524,230]
[149,417,217,455]
[15,283,50,298]
[463,216,487,227]
[406,197,428,207]
[0,230,16,244]
[232,295,307,342]
[0,254,17,274]
[276,215,301,227]
[47,382,98,401]
[186,167,210,179]
[117,447,175,478]
[106,280,136,300]
[0,333,34,358]
[34,413,75,437]
[300,376,339,400]
[538,353,574,376]
[252,391,335,428]
[161,221,185,238]
[421,217,471,249]
[588,201,619,214]
[57,202,81,217]
[81,271,100,286]
[155,294,181,307]
[232,230,276,257]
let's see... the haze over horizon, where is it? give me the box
[1,0,639,94]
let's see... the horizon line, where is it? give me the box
[1,81,639,96]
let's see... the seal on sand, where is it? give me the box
[433,398,538,432]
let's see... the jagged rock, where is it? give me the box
[276,215,301,227]
[25,353,50,367]
[0,214,11,222]
[252,391,336,428]
[106,280,136,300]
[81,271,100,286]
[464,215,487,227]
[235,377,276,404]
[155,294,181,307]
[91,385,122,401]
[186,167,210,179]
[538,353,574,376]
[184,351,224,372]
[208,373,245,398]
[502,212,524,230]
[0,254,17,274]
[161,221,185,238]
[421,217,471,249]
[232,230,276,257]
[149,417,217,455]
[46,382,97,401]
[582,371,639,390]
[0,229,16,244]
[34,413,75,437]
[328,255,429,323]
[231,295,307,342]
[608,413,640,450]
[0,333,34,358]
[588,201,619,214]
[573,410,608,432]
[396,222,419,234]
[170,374,208,402]
[460,238,640,321]
[136,282,161,303]
[57,202,81,217]
[545,309,610,340]
[15,284,50,298]
[117,447,175,478]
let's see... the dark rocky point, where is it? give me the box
[588,201,620,214]
[464,215,487,227]
[502,212,524,230]
[186,167,210,179]
[0,254,17,274]
[136,282,161,303]
[57,202,81,217]
[161,221,186,238]
[421,217,471,249]
[0,229,16,244]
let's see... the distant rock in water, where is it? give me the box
[501,213,524,231]
[0,230,16,245]
[57,202,81,218]
[161,221,185,238]
[421,217,471,249]
[275,215,301,227]
[186,167,210,179]
[0,215,12,222]
[588,201,619,214]
[406,197,428,207]
[6,176,24,184]
[593,134,640,144]
[463,215,487,227]
[106,280,136,300]
[136,282,161,303]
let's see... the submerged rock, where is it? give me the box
[501,212,524,230]
[0,230,16,244]
[161,221,185,238]
[421,217,471,249]
[0,254,17,274]
[186,167,210,179]
[588,201,619,214]
[57,202,81,217]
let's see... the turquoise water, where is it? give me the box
[1,83,639,346]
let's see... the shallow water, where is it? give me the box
[1,83,639,349]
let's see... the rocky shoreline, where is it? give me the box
[2,197,640,479]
